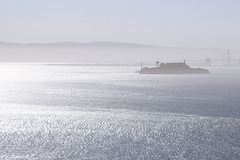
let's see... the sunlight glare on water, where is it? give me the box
[0,63,240,159]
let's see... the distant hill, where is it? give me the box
[0,41,239,64]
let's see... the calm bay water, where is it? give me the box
[0,64,240,159]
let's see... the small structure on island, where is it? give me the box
[205,58,212,66]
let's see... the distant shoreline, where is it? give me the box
[0,62,239,67]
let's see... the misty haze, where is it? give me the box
[1,41,240,64]
[1,0,240,160]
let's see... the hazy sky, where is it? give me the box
[1,0,240,49]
